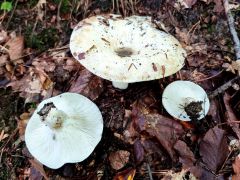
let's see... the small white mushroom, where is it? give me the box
[162,81,210,121]
[70,14,186,89]
[25,93,103,169]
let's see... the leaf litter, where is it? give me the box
[0,0,240,179]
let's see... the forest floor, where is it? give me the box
[0,0,240,179]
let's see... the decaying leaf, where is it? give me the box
[0,30,8,44]
[69,69,103,100]
[5,36,24,63]
[174,140,196,168]
[109,150,130,170]
[0,130,9,142]
[7,68,53,102]
[132,101,184,159]
[134,139,144,164]
[162,169,197,180]
[223,93,240,139]
[18,112,31,140]
[113,168,136,180]
[223,60,240,75]
[199,126,229,172]
[29,159,48,180]
[232,154,240,180]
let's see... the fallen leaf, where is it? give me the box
[174,140,196,169]
[134,139,144,164]
[162,169,197,180]
[223,93,240,139]
[18,112,31,140]
[109,150,130,170]
[113,168,136,180]
[69,69,103,100]
[5,36,24,63]
[199,126,229,172]
[175,0,197,9]
[132,102,184,159]
[0,30,8,44]
[29,159,48,180]
[0,130,9,142]
[0,54,8,66]
[233,154,240,180]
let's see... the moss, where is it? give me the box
[52,0,71,14]
[24,26,59,51]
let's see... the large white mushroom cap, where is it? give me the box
[162,81,210,121]
[70,14,186,86]
[25,93,103,169]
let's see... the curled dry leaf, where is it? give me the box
[113,168,136,180]
[199,126,229,172]
[109,150,130,170]
[69,69,103,100]
[223,93,240,139]
[5,36,24,63]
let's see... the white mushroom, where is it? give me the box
[25,93,103,169]
[162,81,210,121]
[70,14,186,89]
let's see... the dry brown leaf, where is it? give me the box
[175,27,190,45]
[175,0,197,9]
[69,69,103,100]
[109,150,130,170]
[162,169,197,180]
[174,140,196,169]
[5,36,24,63]
[199,126,229,172]
[8,68,53,101]
[0,54,8,66]
[0,130,9,142]
[113,168,136,180]
[223,60,240,75]
[132,100,184,159]
[18,112,31,140]
[32,0,47,21]
[0,30,8,44]
[133,139,144,165]
[223,93,240,139]
[233,154,240,175]
[29,159,49,180]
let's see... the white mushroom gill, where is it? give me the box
[25,93,103,169]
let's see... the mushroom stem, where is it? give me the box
[44,109,67,129]
[112,81,129,89]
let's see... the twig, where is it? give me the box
[57,0,63,30]
[146,163,153,180]
[223,0,240,60]
[5,0,19,30]
[208,76,240,98]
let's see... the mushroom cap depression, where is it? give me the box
[25,93,103,169]
[70,14,186,83]
[162,81,210,121]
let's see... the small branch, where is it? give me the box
[208,76,240,98]
[223,0,240,60]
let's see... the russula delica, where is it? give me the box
[162,81,210,121]
[70,14,186,89]
[25,93,103,169]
